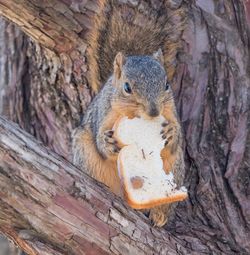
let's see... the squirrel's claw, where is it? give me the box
[103,129,121,155]
[104,130,114,138]
[104,135,117,145]
[160,121,174,146]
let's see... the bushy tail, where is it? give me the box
[87,0,186,93]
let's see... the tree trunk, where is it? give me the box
[0,0,249,254]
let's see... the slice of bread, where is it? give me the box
[114,116,187,210]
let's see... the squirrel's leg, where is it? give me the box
[72,125,122,196]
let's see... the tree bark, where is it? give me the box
[0,0,94,159]
[0,0,249,254]
[0,16,28,255]
[171,2,250,254]
[0,116,191,255]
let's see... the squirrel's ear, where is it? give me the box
[152,48,164,66]
[114,52,126,80]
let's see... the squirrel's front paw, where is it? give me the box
[160,120,176,147]
[102,130,120,157]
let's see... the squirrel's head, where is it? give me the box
[112,49,174,119]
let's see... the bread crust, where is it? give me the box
[118,148,187,210]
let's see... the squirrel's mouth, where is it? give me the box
[136,103,162,120]
[137,109,161,121]
[147,109,160,118]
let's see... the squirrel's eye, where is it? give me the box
[165,82,170,91]
[123,82,132,94]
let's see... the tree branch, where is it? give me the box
[0,116,189,255]
[0,0,98,53]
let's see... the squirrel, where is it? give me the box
[72,1,186,227]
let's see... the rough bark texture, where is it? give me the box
[0,17,27,255]
[0,116,192,255]
[171,2,250,253]
[0,0,249,254]
[0,0,93,158]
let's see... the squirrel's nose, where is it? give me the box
[148,104,160,117]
